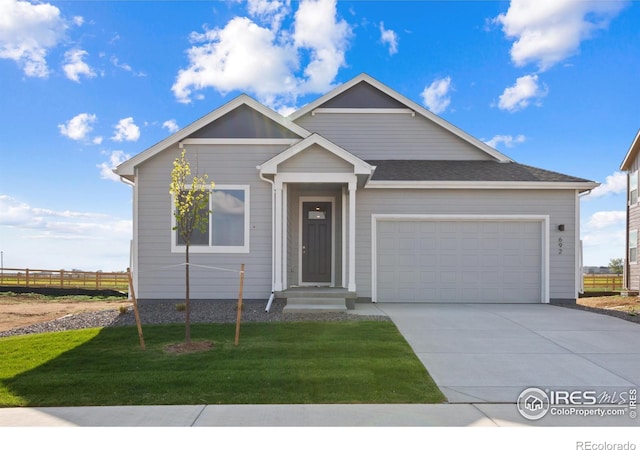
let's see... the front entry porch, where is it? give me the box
[277,287,357,313]
[257,133,376,300]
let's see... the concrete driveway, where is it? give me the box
[375,303,640,404]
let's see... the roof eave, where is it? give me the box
[620,129,640,171]
[365,180,601,192]
[258,133,374,176]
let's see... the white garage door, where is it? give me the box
[375,219,543,303]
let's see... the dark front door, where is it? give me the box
[302,202,332,284]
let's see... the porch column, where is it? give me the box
[348,179,357,292]
[274,180,284,292]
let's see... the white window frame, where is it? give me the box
[171,184,250,254]
[630,229,638,264]
[630,171,638,206]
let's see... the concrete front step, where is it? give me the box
[283,297,348,314]
[278,288,354,299]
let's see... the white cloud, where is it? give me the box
[98,150,131,182]
[63,48,96,82]
[0,194,129,235]
[586,171,626,199]
[420,76,452,114]
[581,209,626,265]
[58,113,97,141]
[379,21,398,55]
[497,74,547,112]
[0,0,68,77]
[162,119,179,133]
[293,0,351,95]
[586,210,626,230]
[247,0,290,30]
[0,194,131,270]
[586,211,627,230]
[495,0,626,71]
[172,0,351,109]
[110,55,146,77]
[111,117,140,142]
[172,17,297,106]
[483,134,526,149]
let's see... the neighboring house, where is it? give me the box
[115,74,598,306]
[620,129,640,292]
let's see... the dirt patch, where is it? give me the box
[577,295,640,310]
[571,295,640,325]
[164,340,214,354]
[0,293,131,333]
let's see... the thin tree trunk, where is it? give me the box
[185,245,191,343]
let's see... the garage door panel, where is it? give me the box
[376,219,543,303]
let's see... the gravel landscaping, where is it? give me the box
[0,298,389,338]
[2,296,638,339]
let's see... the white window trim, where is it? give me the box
[171,184,250,254]
[630,229,638,264]
[630,171,638,207]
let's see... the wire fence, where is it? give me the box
[0,267,129,292]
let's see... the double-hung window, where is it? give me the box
[630,171,638,206]
[172,185,250,253]
[630,230,638,264]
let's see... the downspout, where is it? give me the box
[258,168,276,312]
[117,173,136,299]
[577,189,593,296]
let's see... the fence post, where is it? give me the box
[60,270,64,288]
[96,272,100,290]
[26,268,29,287]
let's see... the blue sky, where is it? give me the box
[0,0,638,271]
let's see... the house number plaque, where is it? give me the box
[558,237,563,255]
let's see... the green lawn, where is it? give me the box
[0,321,446,407]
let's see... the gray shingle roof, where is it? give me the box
[367,160,593,183]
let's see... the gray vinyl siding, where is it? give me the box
[135,143,287,300]
[628,157,640,290]
[355,189,578,301]
[188,104,300,139]
[628,205,640,291]
[278,144,354,173]
[295,112,493,161]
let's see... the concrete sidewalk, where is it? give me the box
[0,403,638,427]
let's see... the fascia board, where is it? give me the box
[620,129,640,171]
[365,180,601,192]
[115,95,311,177]
[258,134,373,175]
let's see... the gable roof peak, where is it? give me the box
[620,128,640,171]
[115,93,311,178]
[289,73,512,163]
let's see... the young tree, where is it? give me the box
[169,149,214,343]
[609,257,623,275]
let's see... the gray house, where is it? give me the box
[620,129,640,292]
[115,74,598,307]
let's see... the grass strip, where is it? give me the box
[0,321,445,406]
